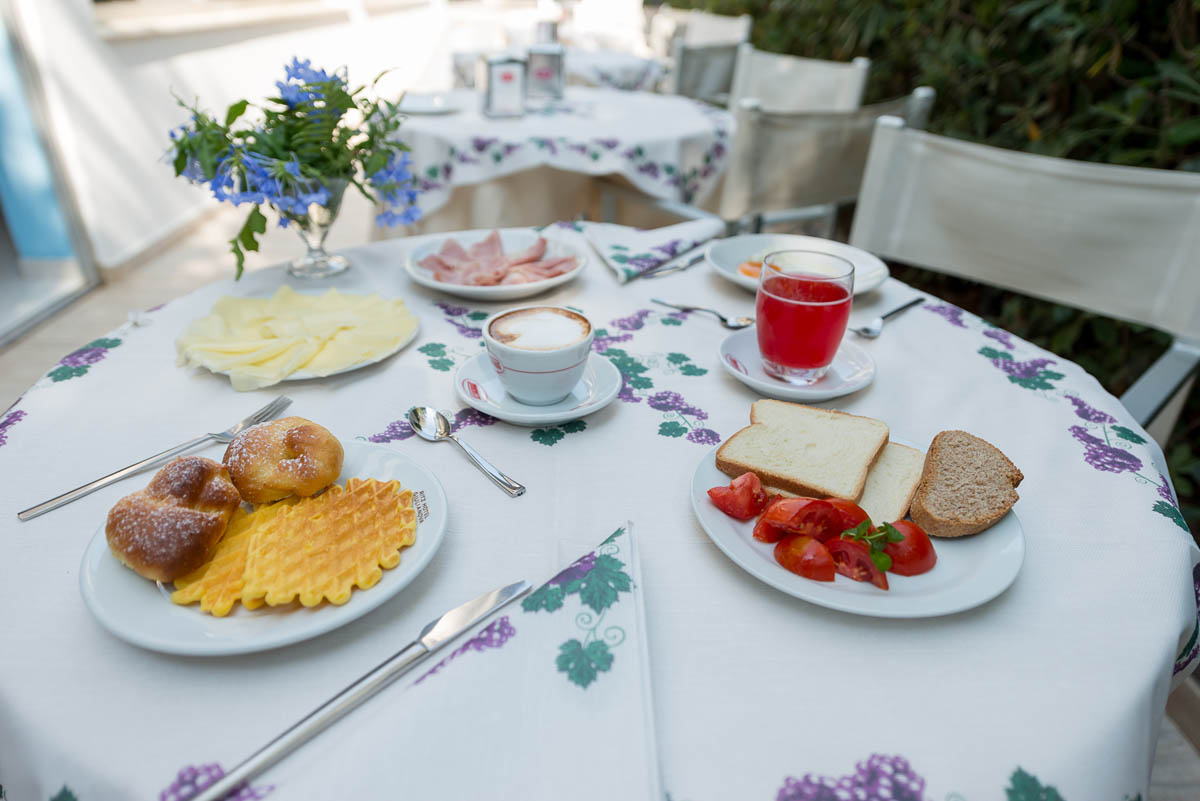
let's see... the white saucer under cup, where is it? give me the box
[718,327,875,402]
[455,351,622,426]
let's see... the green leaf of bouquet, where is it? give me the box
[172,147,188,177]
[224,99,248,127]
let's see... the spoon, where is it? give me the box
[407,406,526,497]
[850,297,924,339]
[651,298,754,330]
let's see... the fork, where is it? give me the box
[17,395,292,522]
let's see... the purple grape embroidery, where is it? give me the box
[777,754,926,801]
[160,764,272,801]
[647,390,708,420]
[1066,394,1117,424]
[983,328,1015,350]
[369,407,496,443]
[923,302,968,328]
[414,615,516,684]
[47,337,122,382]
[0,409,26,448]
[612,309,653,331]
[1069,425,1142,473]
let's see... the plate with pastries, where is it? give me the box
[80,416,448,656]
[691,400,1025,618]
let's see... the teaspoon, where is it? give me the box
[850,297,924,339]
[650,298,754,329]
[407,406,526,497]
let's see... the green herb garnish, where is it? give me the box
[840,521,906,573]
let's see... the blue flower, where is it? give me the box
[366,150,422,227]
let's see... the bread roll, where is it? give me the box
[106,456,242,582]
[223,416,343,504]
[909,430,1023,537]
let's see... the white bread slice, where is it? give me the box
[856,442,925,523]
[715,400,889,500]
[909,430,1023,537]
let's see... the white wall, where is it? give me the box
[9,0,482,269]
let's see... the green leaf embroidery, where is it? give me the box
[556,639,613,688]
[629,375,653,389]
[1111,424,1147,445]
[602,526,625,546]
[611,244,628,251]
[1008,370,1064,390]
[49,788,78,801]
[467,310,490,321]
[1006,767,1065,801]
[1153,500,1190,531]
[560,419,587,434]
[979,346,1014,361]
[522,583,566,613]
[679,364,707,376]
[667,352,690,364]
[428,358,454,372]
[418,342,447,357]
[578,554,632,613]
[89,338,122,349]
[660,317,683,326]
[658,421,687,438]
[47,365,88,382]
[531,427,566,446]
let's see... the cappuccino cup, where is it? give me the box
[483,306,594,405]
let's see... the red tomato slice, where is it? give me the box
[774,535,835,581]
[707,472,769,520]
[826,539,889,590]
[883,520,937,576]
[826,498,872,532]
[752,497,844,543]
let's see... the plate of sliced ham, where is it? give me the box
[406,229,588,300]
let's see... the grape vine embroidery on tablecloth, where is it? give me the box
[0,409,26,448]
[159,764,272,801]
[367,407,497,443]
[46,338,122,382]
[521,528,631,689]
[413,616,516,685]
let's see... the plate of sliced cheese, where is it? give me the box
[80,438,448,656]
[691,400,1025,618]
[176,286,420,391]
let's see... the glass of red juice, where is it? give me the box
[755,250,854,384]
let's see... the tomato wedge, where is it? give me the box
[774,535,835,581]
[826,539,889,590]
[826,498,872,532]
[883,520,937,576]
[752,497,844,543]
[707,472,769,520]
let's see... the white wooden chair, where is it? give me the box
[730,43,870,112]
[850,116,1200,438]
[670,39,741,105]
[682,9,752,45]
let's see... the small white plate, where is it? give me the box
[79,441,448,656]
[719,327,875,402]
[399,93,461,115]
[691,445,1026,618]
[406,229,588,301]
[454,351,621,426]
[706,234,889,295]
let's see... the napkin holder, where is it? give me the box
[526,43,565,102]
[482,54,527,118]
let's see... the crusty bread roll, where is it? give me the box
[223,416,343,504]
[106,456,242,582]
[909,430,1023,537]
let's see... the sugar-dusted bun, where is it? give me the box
[106,456,242,582]
[223,416,343,504]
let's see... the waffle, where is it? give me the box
[169,498,297,616]
[241,478,416,607]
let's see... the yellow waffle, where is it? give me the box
[241,478,416,607]
[170,499,298,616]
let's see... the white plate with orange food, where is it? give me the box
[79,440,448,656]
[705,234,889,295]
[690,445,1026,619]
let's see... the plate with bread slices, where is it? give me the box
[691,400,1025,618]
[80,418,448,656]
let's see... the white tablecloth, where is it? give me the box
[402,88,731,219]
[1,224,1197,801]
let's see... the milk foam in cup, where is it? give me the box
[483,306,595,405]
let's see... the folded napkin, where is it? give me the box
[243,523,659,800]
[585,219,725,282]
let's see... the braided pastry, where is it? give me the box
[106,456,242,582]
[223,416,343,504]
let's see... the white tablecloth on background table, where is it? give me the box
[566,49,664,91]
[1,223,1197,801]
[401,88,731,220]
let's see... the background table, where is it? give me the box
[397,88,730,232]
[566,49,664,91]
[1,224,1197,800]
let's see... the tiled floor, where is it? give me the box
[3,199,1200,798]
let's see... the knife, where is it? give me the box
[631,239,713,281]
[189,579,531,801]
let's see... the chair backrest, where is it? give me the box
[850,118,1200,340]
[683,10,752,46]
[730,44,870,113]
[451,51,479,89]
[671,39,740,104]
[718,88,935,218]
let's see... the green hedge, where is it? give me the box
[667,0,1200,535]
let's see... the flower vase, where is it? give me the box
[287,178,350,279]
